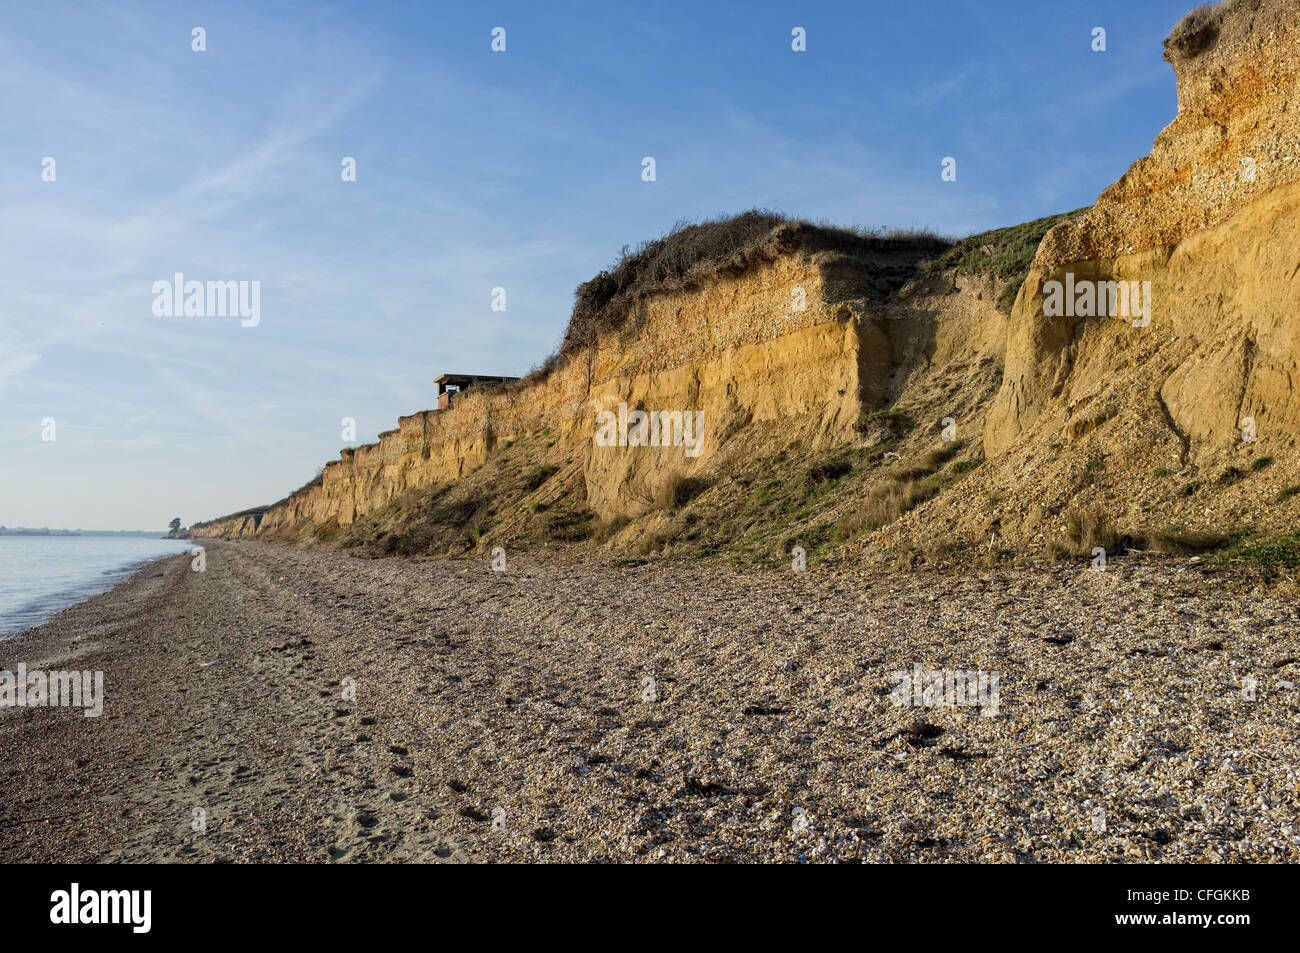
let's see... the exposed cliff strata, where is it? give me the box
[1038,0,1297,267]
[990,0,1300,458]
[920,0,1300,562]
[196,0,1300,569]
[193,233,944,542]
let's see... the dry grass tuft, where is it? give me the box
[1166,0,1241,56]
[654,474,708,511]
[837,478,937,539]
[1063,504,1120,554]
[1146,527,1234,554]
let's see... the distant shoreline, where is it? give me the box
[0,530,168,537]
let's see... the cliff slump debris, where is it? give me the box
[192,216,949,542]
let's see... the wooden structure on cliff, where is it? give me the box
[434,373,520,410]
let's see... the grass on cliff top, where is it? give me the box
[917,211,1083,278]
[561,208,950,353]
[491,207,1083,391]
[915,209,1087,307]
[1167,0,1242,56]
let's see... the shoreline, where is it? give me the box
[0,537,195,638]
[2,540,1298,862]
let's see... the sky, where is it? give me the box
[1,0,1203,530]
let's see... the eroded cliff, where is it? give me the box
[195,0,1300,570]
[192,224,949,550]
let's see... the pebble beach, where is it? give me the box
[2,540,1297,863]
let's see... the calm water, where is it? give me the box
[0,535,196,636]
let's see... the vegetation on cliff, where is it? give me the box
[1167,0,1245,56]
[191,0,1300,591]
[915,209,1086,308]
[562,209,950,352]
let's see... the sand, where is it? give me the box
[1,539,1297,863]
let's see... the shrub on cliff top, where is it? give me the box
[562,209,949,353]
[565,209,784,352]
[1167,0,1242,56]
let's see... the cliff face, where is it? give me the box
[988,0,1300,459]
[581,253,895,521]
[194,236,934,541]
[197,0,1300,568]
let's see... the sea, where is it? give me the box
[0,534,196,636]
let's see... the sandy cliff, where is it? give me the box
[989,0,1300,458]
[193,228,943,542]
[195,0,1300,570]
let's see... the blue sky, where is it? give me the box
[1,0,1201,529]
